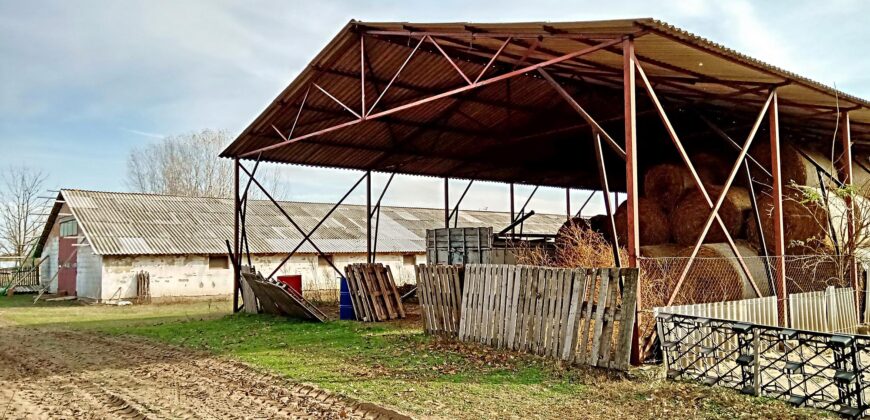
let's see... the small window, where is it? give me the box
[317,254,334,267]
[59,220,78,237]
[403,254,416,265]
[208,255,229,269]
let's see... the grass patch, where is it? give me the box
[0,295,830,419]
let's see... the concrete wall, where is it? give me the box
[76,243,102,300]
[100,252,424,300]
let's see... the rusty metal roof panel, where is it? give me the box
[221,19,870,188]
[58,189,567,256]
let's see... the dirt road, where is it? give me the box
[0,323,407,419]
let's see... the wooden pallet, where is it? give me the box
[343,263,406,322]
[240,267,328,322]
[415,264,463,335]
[453,264,638,371]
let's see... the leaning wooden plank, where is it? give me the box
[497,265,509,349]
[589,268,612,366]
[532,268,547,354]
[352,265,375,322]
[453,266,464,333]
[597,269,620,368]
[385,265,406,319]
[613,268,639,371]
[550,269,567,358]
[479,264,490,344]
[360,265,386,321]
[520,266,536,351]
[466,265,480,342]
[345,266,366,321]
[576,268,596,364]
[562,269,585,361]
[373,265,398,320]
[417,266,433,332]
[459,265,473,340]
[240,274,258,314]
[507,265,521,350]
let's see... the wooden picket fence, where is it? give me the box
[456,264,638,371]
[344,263,406,322]
[415,265,463,335]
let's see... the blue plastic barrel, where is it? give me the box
[339,276,355,320]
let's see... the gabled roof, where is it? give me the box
[221,18,870,190]
[36,189,566,256]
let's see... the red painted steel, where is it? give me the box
[839,112,860,321]
[768,92,788,326]
[57,236,77,296]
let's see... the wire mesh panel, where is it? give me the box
[638,254,860,359]
[658,312,866,418]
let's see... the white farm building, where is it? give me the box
[35,189,566,301]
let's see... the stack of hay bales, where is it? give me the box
[571,145,848,304]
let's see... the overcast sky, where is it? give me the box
[1,0,868,215]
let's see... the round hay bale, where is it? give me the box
[746,187,831,254]
[672,242,768,303]
[690,152,729,185]
[640,244,684,258]
[670,186,750,245]
[613,197,670,246]
[644,164,694,213]
[749,143,834,186]
[587,214,616,242]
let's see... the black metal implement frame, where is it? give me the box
[657,312,870,418]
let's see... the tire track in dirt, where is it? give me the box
[0,324,410,419]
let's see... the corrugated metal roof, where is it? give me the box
[221,19,870,190]
[47,189,566,256]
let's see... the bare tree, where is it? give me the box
[0,166,48,258]
[126,129,285,199]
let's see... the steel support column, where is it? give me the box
[510,183,516,234]
[769,91,788,327]
[566,188,571,221]
[838,112,860,321]
[444,177,450,229]
[366,171,372,264]
[623,37,641,365]
[232,158,241,313]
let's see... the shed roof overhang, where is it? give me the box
[221,18,870,190]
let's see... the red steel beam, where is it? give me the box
[475,37,512,83]
[241,38,623,158]
[366,36,425,116]
[623,37,641,366]
[769,91,788,326]
[314,83,361,119]
[838,112,860,321]
[360,34,366,117]
[538,68,626,159]
[427,35,471,84]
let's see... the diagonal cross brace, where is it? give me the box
[634,56,760,300]
[666,91,775,306]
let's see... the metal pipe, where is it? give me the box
[447,180,474,226]
[444,177,449,229]
[566,188,571,221]
[366,171,372,264]
[232,158,240,313]
[745,160,775,296]
[498,210,536,235]
[593,131,621,267]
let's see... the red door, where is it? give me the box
[57,223,78,296]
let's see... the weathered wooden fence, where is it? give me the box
[655,296,778,327]
[415,264,463,335]
[789,286,858,334]
[0,267,39,288]
[456,264,638,371]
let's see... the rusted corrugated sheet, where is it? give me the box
[220,19,869,190]
[58,189,566,256]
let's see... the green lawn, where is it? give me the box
[0,294,828,419]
